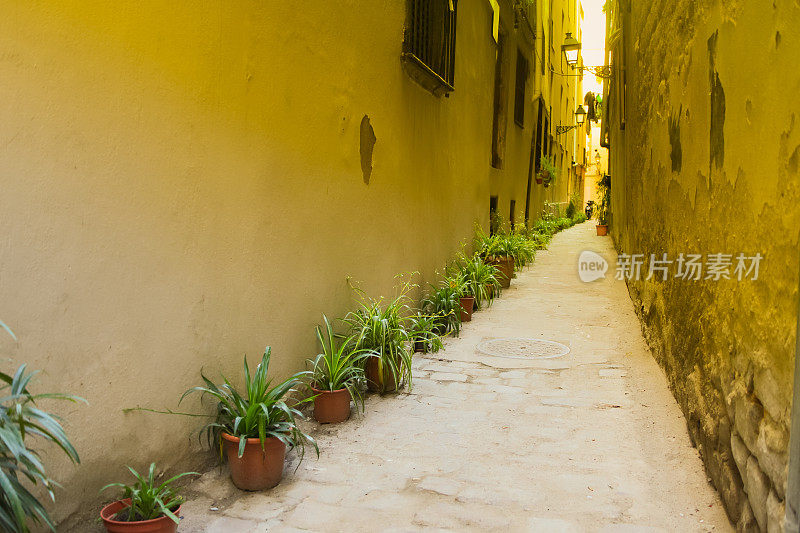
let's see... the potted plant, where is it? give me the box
[344,282,415,394]
[409,312,444,354]
[100,464,198,533]
[596,174,611,236]
[180,348,317,491]
[538,155,559,188]
[453,254,502,311]
[421,282,462,338]
[476,231,514,289]
[307,314,369,424]
[0,321,85,533]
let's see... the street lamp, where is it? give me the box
[555,106,587,135]
[562,32,582,67]
[560,32,613,79]
[575,105,587,125]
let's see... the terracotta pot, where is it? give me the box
[459,296,474,322]
[311,386,351,424]
[221,432,286,491]
[596,224,608,236]
[365,355,398,393]
[488,256,513,289]
[535,176,543,184]
[100,499,180,533]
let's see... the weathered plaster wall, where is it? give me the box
[606,0,800,530]
[0,0,576,525]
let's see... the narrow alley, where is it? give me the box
[176,223,731,532]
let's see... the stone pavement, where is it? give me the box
[178,222,733,532]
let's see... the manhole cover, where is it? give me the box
[476,338,570,359]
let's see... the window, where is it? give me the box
[514,49,528,127]
[491,31,508,168]
[402,0,458,96]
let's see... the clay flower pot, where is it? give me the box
[596,224,608,236]
[100,499,180,533]
[221,432,286,491]
[488,256,513,289]
[311,386,351,424]
[459,296,474,322]
[365,355,398,393]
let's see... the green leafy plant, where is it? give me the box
[566,193,580,219]
[597,174,611,225]
[409,312,444,354]
[307,314,369,411]
[421,281,462,337]
[180,348,317,462]
[0,321,85,533]
[452,253,502,308]
[539,155,560,185]
[101,463,197,524]
[343,280,415,394]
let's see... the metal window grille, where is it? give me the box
[403,0,458,89]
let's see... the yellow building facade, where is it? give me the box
[0,0,585,524]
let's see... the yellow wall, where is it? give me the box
[0,0,584,525]
[604,0,800,529]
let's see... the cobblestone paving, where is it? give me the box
[178,223,733,532]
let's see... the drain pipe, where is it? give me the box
[785,265,800,530]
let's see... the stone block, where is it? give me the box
[731,433,750,481]
[754,370,789,423]
[746,455,770,531]
[767,489,785,533]
[734,393,764,451]
[755,416,789,499]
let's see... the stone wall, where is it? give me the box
[604,0,800,530]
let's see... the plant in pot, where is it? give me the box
[538,155,559,188]
[180,348,317,491]
[0,321,85,533]
[596,173,611,236]
[409,312,444,354]
[344,282,415,394]
[100,463,198,533]
[421,282,462,338]
[453,253,501,311]
[306,314,369,424]
[476,231,514,289]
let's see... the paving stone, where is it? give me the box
[429,371,468,382]
[526,517,582,532]
[417,476,463,496]
[205,516,258,533]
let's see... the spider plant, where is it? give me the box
[421,281,462,337]
[343,281,415,394]
[100,463,197,524]
[409,312,444,354]
[307,314,369,411]
[453,254,502,308]
[0,321,85,533]
[180,348,317,462]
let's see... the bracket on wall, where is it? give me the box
[574,65,613,79]
[555,124,581,135]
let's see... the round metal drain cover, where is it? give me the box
[476,338,570,359]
